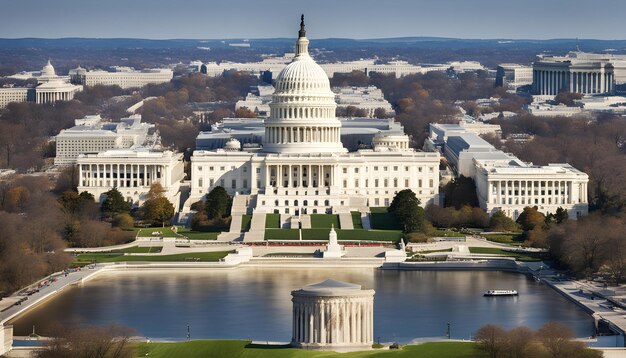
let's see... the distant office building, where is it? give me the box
[200,55,484,79]
[532,52,621,96]
[77,149,184,209]
[334,86,394,117]
[428,123,589,220]
[69,66,173,89]
[0,60,82,108]
[55,114,157,165]
[496,64,533,91]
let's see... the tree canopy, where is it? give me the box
[443,176,479,209]
[388,189,425,233]
[141,183,175,227]
[205,186,232,220]
[489,210,519,232]
[101,188,131,218]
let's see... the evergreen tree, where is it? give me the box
[205,186,232,219]
[101,188,131,218]
[554,207,569,224]
[443,176,479,209]
[388,189,425,233]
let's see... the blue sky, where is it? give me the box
[0,0,624,39]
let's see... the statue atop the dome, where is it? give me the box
[299,14,306,38]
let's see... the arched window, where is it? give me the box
[303,200,308,206]
[324,200,330,206]
[284,200,289,206]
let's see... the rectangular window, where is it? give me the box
[355,168,359,173]
[220,166,225,171]
[256,168,261,174]
[243,167,247,173]
[343,168,347,174]
[210,179,214,187]
[394,166,398,171]
[405,179,409,187]
[231,179,236,189]
[343,180,347,188]
[199,178,203,187]
[429,179,434,187]
[243,179,248,188]
[374,166,378,171]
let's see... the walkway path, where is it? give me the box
[0,265,104,325]
[544,278,626,338]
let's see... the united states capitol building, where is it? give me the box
[188,17,440,239]
[0,60,83,108]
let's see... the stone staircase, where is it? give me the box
[243,212,266,242]
[360,211,372,230]
[338,212,354,230]
[280,214,291,228]
[300,214,311,229]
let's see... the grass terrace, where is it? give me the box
[369,207,402,230]
[265,213,281,228]
[264,228,402,242]
[72,250,232,265]
[482,233,525,245]
[310,214,339,228]
[468,247,544,262]
[137,226,220,240]
[430,229,466,238]
[241,214,252,231]
[351,211,363,229]
[133,340,487,358]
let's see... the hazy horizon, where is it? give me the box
[1,0,625,41]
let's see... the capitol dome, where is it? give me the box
[263,15,346,154]
[41,60,56,77]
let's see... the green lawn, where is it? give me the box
[310,214,339,228]
[265,213,281,229]
[137,227,178,238]
[264,229,402,242]
[468,247,544,262]
[118,246,163,254]
[133,340,486,358]
[72,251,232,265]
[430,229,466,238]
[369,207,402,231]
[176,227,220,240]
[351,211,363,229]
[241,215,252,231]
[482,233,524,245]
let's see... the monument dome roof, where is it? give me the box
[41,60,56,77]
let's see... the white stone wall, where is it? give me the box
[474,164,589,220]
[190,150,440,214]
[77,151,184,209]
[0,88,30,108]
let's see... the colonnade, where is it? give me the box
[488,180,586,206]
[265,164,332,188]
[270,106,334,119]
[79,163,164,188]
[36,90,75,104]
[533,69,614,95]
[292,297,373,346]
[265,126,340,144]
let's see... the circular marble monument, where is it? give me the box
[291,279,375,351]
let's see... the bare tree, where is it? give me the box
[36,323,135,358]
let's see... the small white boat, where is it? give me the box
[484,290,518,297]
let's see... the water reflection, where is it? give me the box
[9,268,594,342]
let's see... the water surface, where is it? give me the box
[10,268,594,342]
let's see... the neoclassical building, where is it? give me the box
[0,60,83,108]
[189,17,440,239]
[533,52,616,96]
[291,279,374,351]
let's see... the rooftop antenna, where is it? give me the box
[576,37,581,52]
